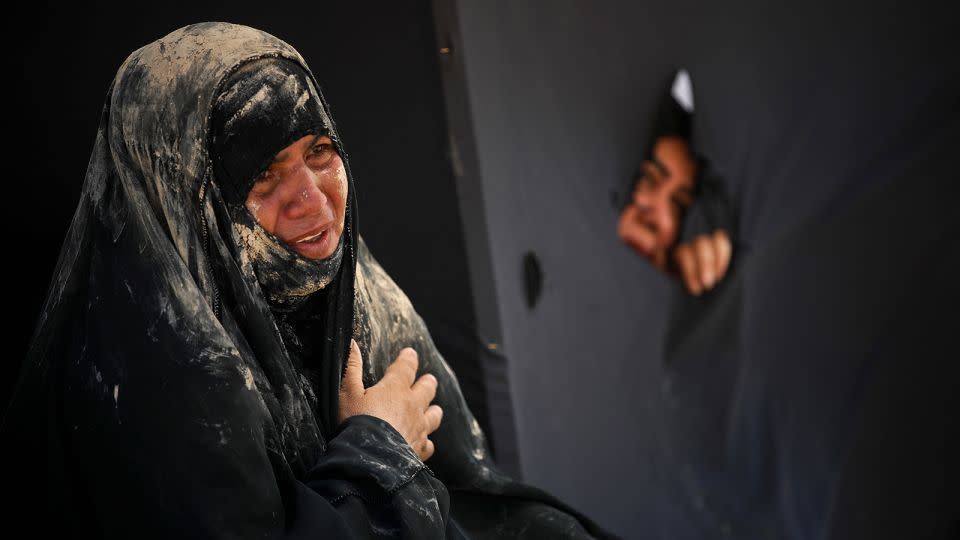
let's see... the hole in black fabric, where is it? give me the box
[522,251,543,309]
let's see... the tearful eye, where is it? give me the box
[249,170,277,197]
[308,142,335,167]
[310,141,336,157]
[635,175,654,191]
[254,169,274,184]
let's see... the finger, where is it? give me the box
[694,235,717,289]
[714,229,732,279]
[340,339,365,396]
[411,373,438,405]
[384,347,419,387]
[418,438,435,461]
[674,244,702,295]
[424,404,443,435]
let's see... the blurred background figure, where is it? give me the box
[618,70,736,296]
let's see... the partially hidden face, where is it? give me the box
[618,136,697,270]
[245,134,348,260]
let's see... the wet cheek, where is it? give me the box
[660,221,678,248]
[334,165,348,222]
[336,164,348,197]
[633,190,651,207]
[247,197,279,233]
[246,199,263,220]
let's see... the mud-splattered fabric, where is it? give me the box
[1,22,612,539]
[211,57,346,314]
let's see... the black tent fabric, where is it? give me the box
[407,3,959,535]
[649,5,959,538]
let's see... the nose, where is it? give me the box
[283,166,328,220]
[632,188,671,238]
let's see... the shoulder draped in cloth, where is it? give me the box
[0,21,614,539]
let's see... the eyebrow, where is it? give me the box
[271,133,325,163]
[650,158,670,178]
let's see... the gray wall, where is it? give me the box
[438,2,957,538]
[438,2,687,534]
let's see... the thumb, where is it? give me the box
[341,339,365,396]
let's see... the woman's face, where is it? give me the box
[617,136,697,270]
[245,134,348,260]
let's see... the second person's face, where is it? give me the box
[245,134,348,260]
[618,136,697,269]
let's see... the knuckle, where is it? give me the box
[697,238,711,255]
[401,349,419,366]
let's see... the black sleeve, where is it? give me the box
[679,159,738,246]
[56,337,455,539]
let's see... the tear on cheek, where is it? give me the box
[336,166,348,198]
[246,200,263,218]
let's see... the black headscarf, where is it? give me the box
[210,57,346,317]
[1,22,614,539]
[211,58,332,207]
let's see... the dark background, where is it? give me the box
[7,1,958,538]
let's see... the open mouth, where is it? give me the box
[296,230,326,244]
[289,226,334,259]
